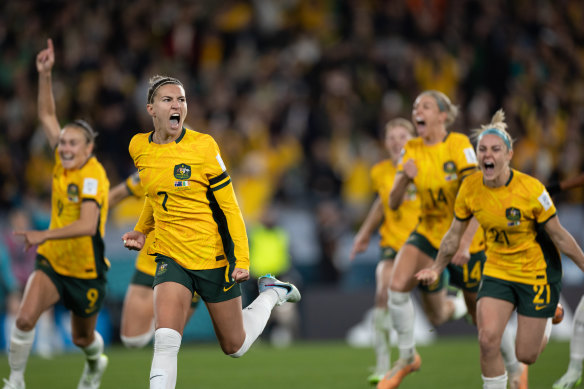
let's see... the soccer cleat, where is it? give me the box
[367,373,384,385]
[553,303,565,325]
[509,363,528,389]
[2,378,24,389]
[77,354,108,389]
[258,274,301,306]
[377,353,421,389]
[553,371,583,389]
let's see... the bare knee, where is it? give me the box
[72,332,94,348]
[516,349,538,365]
[426,312,445,327]
[220,336,245,356]
[478,328,500,357]
[15,315,37,332]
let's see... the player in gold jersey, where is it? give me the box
[109,173,199,349]
[350,118,420,384]
[121,75,301,389]
[378,91,484,389]
[416,110,584,389]
[4,39,109,389]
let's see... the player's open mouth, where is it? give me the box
[483,161,495,173]
[60,153,74,161]
[170,113,180,129]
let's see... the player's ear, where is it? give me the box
[146,104,156,118]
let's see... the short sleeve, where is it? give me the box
[533,184,556,224]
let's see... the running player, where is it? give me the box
[4,39,109,389]
[121,75,301,389]
[416,109,584,389]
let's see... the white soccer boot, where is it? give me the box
[2,378,24,389]
[77,354,108,389]
[258,274,301,306]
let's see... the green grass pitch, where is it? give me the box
[0,338,570,388]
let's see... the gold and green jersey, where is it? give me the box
[129,128,249,271]
[38,151,110,278]
[124,172,156,276]
[399,132,484,251]
[371,159,420,249]
[455,169,561,285]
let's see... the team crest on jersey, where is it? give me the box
[505,207,521,226]
[404,183,417,201]
[443,161,458,181]
[174,163,191,180]
[67,183,79,202]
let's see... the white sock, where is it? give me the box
[543,318,552,344]
[150,328,182,389]
[568,296,584,375]
[8,326,35,383]
[122,326,155,348]
[482,372,507,389]
[81,331,104,370]
[449,291,468,320]
[230,292,275,358]
[373,307,391,374]
[500,324,520,374]
[389,291,415,360]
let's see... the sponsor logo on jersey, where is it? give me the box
[174,181,189,187]
[67,183,79,202]
[443,161,458,181]
[506,207,521,226]
[174,163,191,180]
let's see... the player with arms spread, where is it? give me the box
[416,109,584,389]
[122,75,301,389]
[3,39,110,389]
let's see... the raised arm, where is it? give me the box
[416,217,470,284]
[36,38,61,148]
[544,216,584,272]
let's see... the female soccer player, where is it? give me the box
[109,173,199,349]
[4,39,110,389]
[416,109,584,389]
[121,75,301,389]
[350,118,420,384]
[377,90,488,389]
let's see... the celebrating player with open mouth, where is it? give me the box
[416,109,582,389]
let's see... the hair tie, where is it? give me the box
[478,128,511,149]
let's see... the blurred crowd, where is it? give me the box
[1,0,583,289]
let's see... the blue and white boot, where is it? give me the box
[258,274,301,306]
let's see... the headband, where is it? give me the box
[147,78,183,104]
[478,128,511,150]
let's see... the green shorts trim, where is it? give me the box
[131,269,154,287]
[405,231,438,259]
[153,255,241,303]
[380,246,398,261]
[405,232,448,293]
[447,251,486,292]
[35,255,106,318]
[477,275,561,318]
